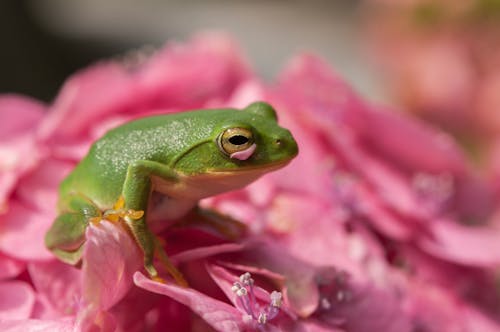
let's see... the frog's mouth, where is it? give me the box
[208,158,294,175]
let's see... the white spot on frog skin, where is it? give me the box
[230,143,256,160]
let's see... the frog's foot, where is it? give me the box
[100,196,144,225]
[51,246,85,265]
[152,236,188,287]
[179,207,248,240]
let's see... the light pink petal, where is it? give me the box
[362,106,467,175]
[263,193,389,280]
[83,221,142,310]
[0,137,44,208]
[137,32,251,109]
[74,305,117,332]
[326,128,427,221]
[0,95,46,206]
[275,54,366,132]
[28,260,82,316]
[356,185,415,240]
[0,253,25,280]
[39,63,137,140]
[0,281,35,320]
[31,294,60,319]
[134,271,243,332]
[0,200,54,261]
[463,306,500,332]
[0,319,74,332]
[16,159,73,213]
[0,94,45,139]
[420,219,500,266]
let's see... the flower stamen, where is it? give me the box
[231,272,283,329]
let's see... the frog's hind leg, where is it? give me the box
[45,194,101,265]
[178,206,248,240]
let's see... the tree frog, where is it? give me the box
[45,102,298,285]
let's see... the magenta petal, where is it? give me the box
[322,283,412,332]
[83,221,142,310]
[171,243,244,264]
[0,201,54,261]
[134,272,244,332]
[0,281,35,320]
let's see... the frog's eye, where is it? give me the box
[217,127,256,160]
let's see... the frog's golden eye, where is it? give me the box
[217,127,255,158]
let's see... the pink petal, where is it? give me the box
[0,253,25,280]
[28,260,82,316]
[276,54,366,132]
[0,319,74,332]
[16,159,73,213]
[39,63,137,140]
[0,281,35,320]
[0,94,45,140]
[420,219,500,266]
[362,106,467,175]
[0,200,54,261]
[137,32,251,109]
[0,95,45,206]
[82,221,142,310]
[321,282,412,332]
[134,272,243,332]
[74,306,117,332]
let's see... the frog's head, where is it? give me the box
[173,102,298,192]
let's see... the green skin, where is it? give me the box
[45,102,298,281]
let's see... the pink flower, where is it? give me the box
[2,32,500,331]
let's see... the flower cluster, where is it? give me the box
[1,32,500,331]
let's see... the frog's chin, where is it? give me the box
[171,159,293,200]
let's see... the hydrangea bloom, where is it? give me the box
[1,32,500,331]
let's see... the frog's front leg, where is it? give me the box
[121,160,187,286]
[45,194,102,265]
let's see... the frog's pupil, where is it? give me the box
[229,135,249,145]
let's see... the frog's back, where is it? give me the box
[58,109,236,208]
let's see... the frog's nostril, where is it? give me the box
[275,139,282,146]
